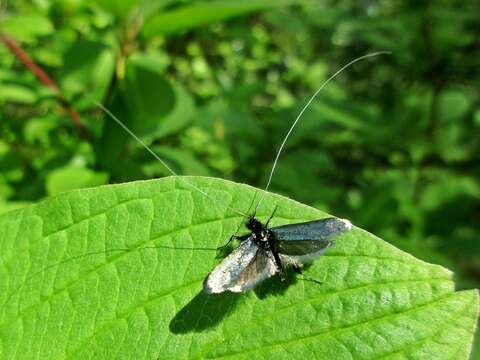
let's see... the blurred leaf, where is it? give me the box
[148,82,195,139]
[23,117,58,146]
[474,111,480,126]
[58,41,115,109]
[137,0,177,19]
[128,50,170,73]
[269,149,338,205]
[0,179,14,200]
[104,55,195,151]
[180,126,236,175]
[194,98,262,175]
[2,14,54,43]
[197,98,262,146]
[142,0,308,37]
[0,201,29,215]
[45,166,109,195]
[142,145,211,177]
[0,144,24,184]
[0,84,36,104]
[438,90,472,122]
[95,94,133,179]
[420,171,480,211]
[0,177,478,358]
[91,0,140,20]
[92,0,175,21]
[310,98,370,130]
[123,58,176,134]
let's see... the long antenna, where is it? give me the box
[5,53,390,306]
[254,51,391,213]
[96,103,249,218]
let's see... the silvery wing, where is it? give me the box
[272,217,352,264]
[203,238,277,294]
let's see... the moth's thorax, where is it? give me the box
[246,217,271,244]
[246,217,264,233]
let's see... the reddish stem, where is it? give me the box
[0,32,86,133]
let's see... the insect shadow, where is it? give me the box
[253,263,316,299]
[169,290,240,334]
[169,262,311,334]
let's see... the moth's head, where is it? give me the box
[246,217,263,233]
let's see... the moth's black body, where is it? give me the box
[203,216,352,294]
[245,217,287,280]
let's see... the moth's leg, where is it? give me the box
[268,246,285,281]
[274,258,285,281]
[216,234,249,250]
[265,205,278,227]
[234,234,250,242]
[301,275,323,286]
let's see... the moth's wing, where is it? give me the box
[232,247,278,292]
[271,217,352,264]
[203,238,277,294]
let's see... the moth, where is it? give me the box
[96,52,386,294]
[2,53,389,311]
[203,215,352,293]
[5,53,383,303]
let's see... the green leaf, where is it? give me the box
[45,166,109,195]
[0,84,37,104]
[58,41,115,109]
[0,177,478,359]
[122,58,176,135]
[142,0,307,37]
[2,14,54,43]
[0,201,29,215]
[143,146,211,177]
[147,82,195,139]
[107,57,195,143]
[438,90,472,122]
[91,0,141,20]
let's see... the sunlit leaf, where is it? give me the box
[0,177,477,358]
[142,0,308,37]
[45,166,109,195]
[142,146,211,177]
[91,0,140,20]
[123,58,176,135]
[58,41,115,109]
[2,14,54,43]
[0,84,37,104]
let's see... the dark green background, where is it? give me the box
[1,0,479,357]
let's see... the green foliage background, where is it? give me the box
[0,0,479,357]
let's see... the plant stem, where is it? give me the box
[0,32,88,137]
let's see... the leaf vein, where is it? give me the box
[203,282,454,359]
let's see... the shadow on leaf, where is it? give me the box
[169,266,322,333]
[169,290,241,334]
[253,270,298,299]
[254,264,322,299]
